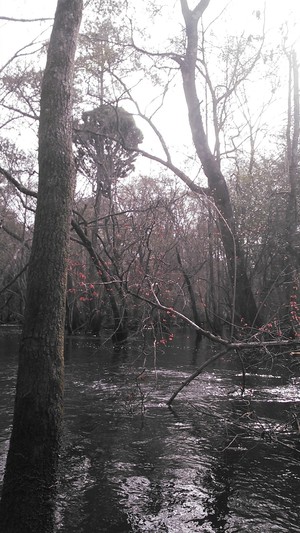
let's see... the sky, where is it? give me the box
[0,0,300,175]
[1,0,300,62]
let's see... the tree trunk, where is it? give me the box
[178,0,262,328]
[71,218,128,346]
[284,50,300,329]
[286,50,300,266]
[176,247,202,337]
[0,1,83,532]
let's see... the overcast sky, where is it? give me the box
[1,0,299,170]
[1,1,300,66]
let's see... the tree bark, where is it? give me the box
[178,0,262,328]
[284,50,300,328]
[286,50,300,265]
[0,1,83,532]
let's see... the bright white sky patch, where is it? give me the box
[0,0,299,168]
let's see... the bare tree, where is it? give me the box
[173,0,262,328]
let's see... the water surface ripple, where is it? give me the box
[1,330,300,532]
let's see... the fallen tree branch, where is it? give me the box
[167,348,230,405]
[141,286,298,349]
[127,286,299,404]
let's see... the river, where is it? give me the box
[1,328,300,532]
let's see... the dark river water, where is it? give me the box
[1,328,300,532]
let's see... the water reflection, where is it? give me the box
[1,330,300,532]
[0,329,19,481]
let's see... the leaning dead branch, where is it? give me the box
[167,348,229,405]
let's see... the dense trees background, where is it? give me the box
[0,0,299,343]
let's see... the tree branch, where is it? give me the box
[0,16,53,22]
[167,348,229,405]
[0,166,37,198]
[0,263,29,297]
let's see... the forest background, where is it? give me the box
[0,0,300,345]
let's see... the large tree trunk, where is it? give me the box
[178,0,262,328]
[284,50,300,329]
[0,1,83,532]
[286,51,300,265]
